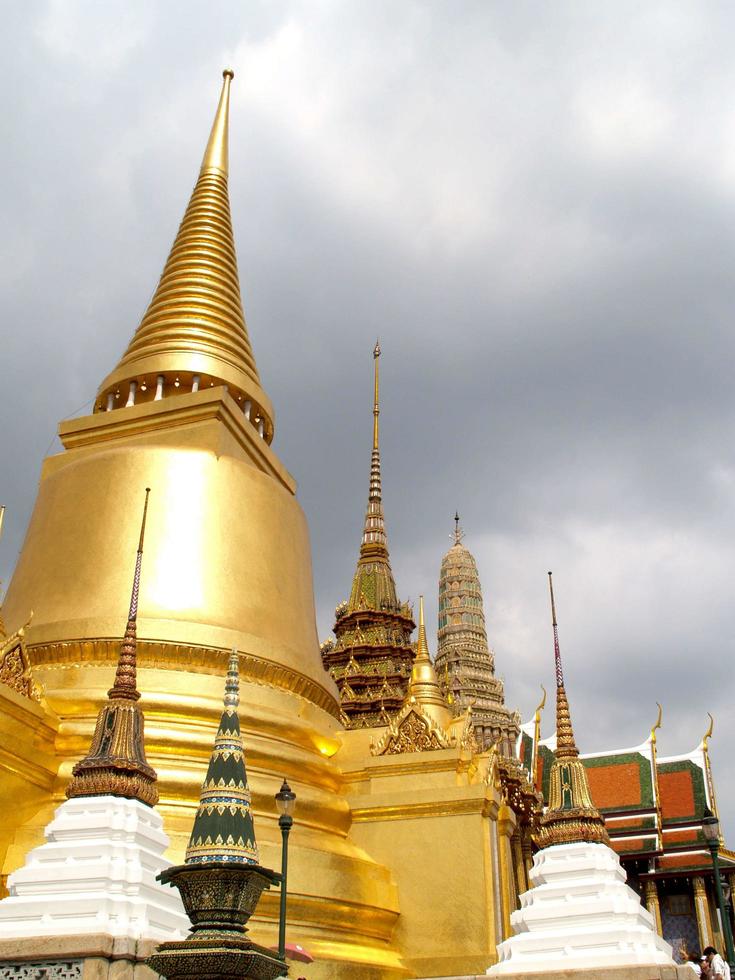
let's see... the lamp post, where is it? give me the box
[702,807,735,968]
[275,778,296,961]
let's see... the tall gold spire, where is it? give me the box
[407,596,451,730]
[537,572,609,848]
[96,70,274,441]
[66,489,158,807]
[361,341,386,558]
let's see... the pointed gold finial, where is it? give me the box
[702,712,714,747]
[531,684,547,791]
[650,702,663,743]
[535,685,547,717]
[201,69,234,176]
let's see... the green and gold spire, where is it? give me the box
[66,489,158,806]
[186,649,259,864]
[537,572,609,849]
[321,343,416,728]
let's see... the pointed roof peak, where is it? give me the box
[200,69,234,176]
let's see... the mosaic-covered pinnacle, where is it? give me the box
[66,488,158,807]
[185,648,259,864]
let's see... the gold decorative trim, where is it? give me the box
[29,638,341,719]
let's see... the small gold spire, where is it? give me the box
[406,596,451,730]
[201,69,234,176]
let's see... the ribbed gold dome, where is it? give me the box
[96,70,274,440]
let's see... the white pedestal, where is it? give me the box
[488,841,674,974]
[0,795,188,940]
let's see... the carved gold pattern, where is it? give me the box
[371,705,451,756]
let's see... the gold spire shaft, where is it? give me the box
[108,487,150,701]
[360,342,387,557]
[373,340,380,451]
[201,69,233,175]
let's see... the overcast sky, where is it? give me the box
[2,1,735,836]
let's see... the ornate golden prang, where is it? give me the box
[538,574,609,849]
[0,613,41,702]
[435,516,517,750]
[67,489,158,807]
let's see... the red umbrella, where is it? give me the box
[270,942,314,964]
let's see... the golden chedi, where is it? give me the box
[0,71,407,978]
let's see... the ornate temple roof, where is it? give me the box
[95,70,274,442]
[186,648,259,864]
[519,692,735,874]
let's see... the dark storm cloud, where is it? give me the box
[2,1,735,832]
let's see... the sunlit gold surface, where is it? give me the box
[0,69,533,978]
[340,728,506,976]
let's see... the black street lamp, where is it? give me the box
[275,778,297,961]
[702,807,735,968]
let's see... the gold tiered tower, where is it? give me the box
[320,344,416,727]
[0,71,408,978]
[436,515,518,751]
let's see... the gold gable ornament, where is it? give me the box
[0,613,41,702]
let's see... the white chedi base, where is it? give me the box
[0,795,188,941]
[488,841,674,974]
